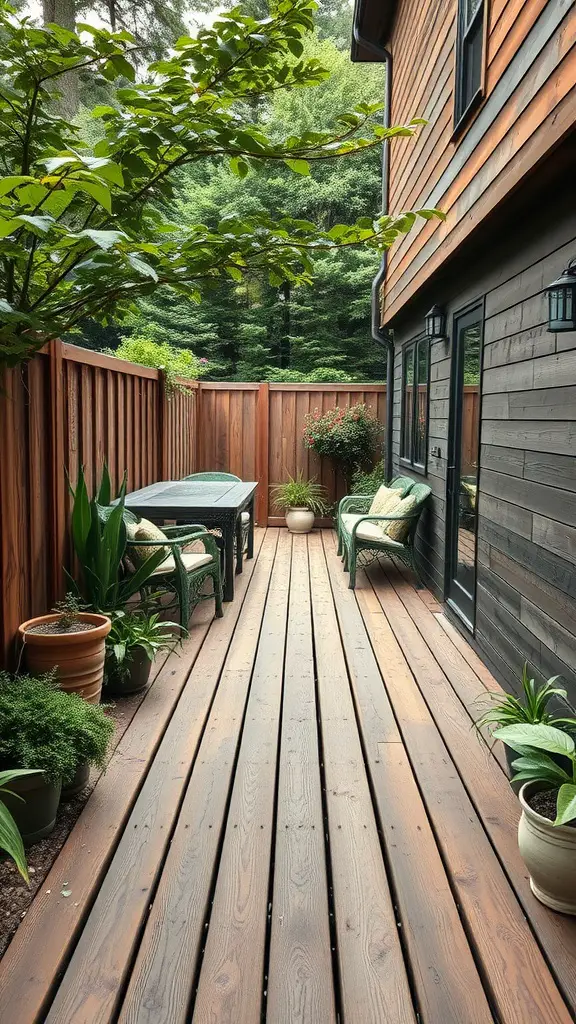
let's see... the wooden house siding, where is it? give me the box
[391,204,576,699]
[383,0,576,323]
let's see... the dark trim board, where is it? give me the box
[390,187,576,701]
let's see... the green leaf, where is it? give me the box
[108,54,136,82]
[0,800,29,883]
[126,253,158,282]
[230,156,249,179]
[495,723,576,758]
[555,784,576,826]
[287,38,304,58]
[0,299,14,314]
[73,229,127,250]
[14,214,54,233]
[0,176,34,197]
[284,158,310,176]
[67,179,112,213]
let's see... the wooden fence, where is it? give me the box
[0,347,386,665]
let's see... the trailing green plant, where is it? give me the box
[303,403,381,479]
[0,1,441,367]
[494,723,576,826]
[271,473,328,514]
[69,463,165,612]
[0,768,41,882]
[475,665,576,735]
[106,611,182,682]
[0,672,114,785]
[350,459,385,495]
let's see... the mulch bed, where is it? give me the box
[0,689,147,959]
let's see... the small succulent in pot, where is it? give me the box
[271,473,328,534]
[494,722,576,914]
[0,672,114,843]
[475,665,575,790]
[105,612,182,695]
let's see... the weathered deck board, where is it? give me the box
[1,528,575,1024]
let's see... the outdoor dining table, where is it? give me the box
[123,479,257,602]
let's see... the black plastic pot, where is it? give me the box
[105,646,153,696]
[61,760,90,800]
[2,771,61,845]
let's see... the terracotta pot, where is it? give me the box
[1,771,61,845]
[285,507,315,534]
[518,781,576,915]
[19,613,111,704]
[105,647,153,696]
[61,760,91,800]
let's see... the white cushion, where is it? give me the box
[241,511,250,524]
[341,514,404,548]
[368,485,403,516]
[148,551,213,576]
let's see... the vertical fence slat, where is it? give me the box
[49,339,67,606]
[256,382,270,525]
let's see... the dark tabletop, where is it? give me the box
[123,480,257,514]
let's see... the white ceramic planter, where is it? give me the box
[285,507,315,534]
[518,781,576,915]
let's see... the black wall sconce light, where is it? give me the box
[546,259,576,332]
[425,305,446,341]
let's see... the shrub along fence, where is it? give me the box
[0,346,387,665]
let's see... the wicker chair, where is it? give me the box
[336,475,414,555]
[98,506,223,626]
[338,481,431,589]
[183,471,250,552]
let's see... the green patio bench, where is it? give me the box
[338,481,432,589]
[98,505,223,626]
[336,475,414,553]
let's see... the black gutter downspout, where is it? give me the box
[352,24,394,481]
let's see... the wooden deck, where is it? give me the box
[1,527,576,1024]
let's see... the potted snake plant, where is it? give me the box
[271,473,328,534]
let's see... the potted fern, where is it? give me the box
[105,612,182,695]
[271,474,328,534]
[0,673,114,841]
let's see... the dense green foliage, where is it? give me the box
[0,1,437,370]
[0,672,114,784]
[113,336,209,388]
[351,459,386,495]
[303,402,381,477]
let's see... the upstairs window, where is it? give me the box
[454,0,485,128]
[400,337,429,471]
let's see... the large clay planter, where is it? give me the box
[19,613,111,704]
[285,507,315,534]
[1,771,61,845]
[105,647,153,696]
[518,781,576,915]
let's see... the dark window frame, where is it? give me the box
[453,0,486,134]
[400,335,430,474]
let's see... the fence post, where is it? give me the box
[157,369,168,479]
[255,382,269,526]
[194,382,202,473]
[48,339,66,604]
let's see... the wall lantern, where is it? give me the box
[546,260,576,332]
[425,305,446,340]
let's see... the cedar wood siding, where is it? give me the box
[382,0,576,324]
[391,193,576,700]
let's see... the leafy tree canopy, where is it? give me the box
[0,0,439,367]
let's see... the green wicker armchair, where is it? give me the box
[338,481,431,589]
[336,475,414,554]
[183,471,250,552]
[98,506,223,626]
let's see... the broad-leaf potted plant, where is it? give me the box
[105,612,182,695]
[0,769,41,881]
[0,672,114,841]
[271,473,328,534]
[475,665,575,791]
[495,722,576,915]
[19,594,111,705]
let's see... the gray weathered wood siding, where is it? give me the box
[391,201,576,700]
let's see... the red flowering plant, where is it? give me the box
[303,403,381,482]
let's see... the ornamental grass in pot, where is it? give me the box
[475,666,575,792]
[0,672,114,842]
[105,612,182,696]
[495,722,576,914]
[271,473,328,534]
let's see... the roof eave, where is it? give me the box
[350,0,398,62]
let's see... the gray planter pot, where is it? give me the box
[105,646,153,696]
[2,771,61,845]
